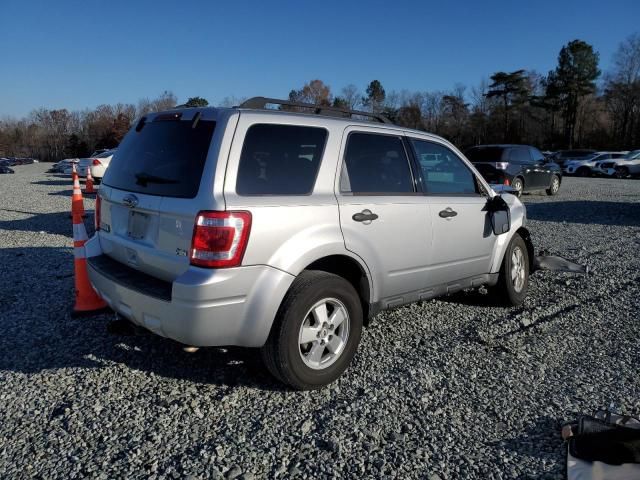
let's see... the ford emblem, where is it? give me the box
[123,194,139,208]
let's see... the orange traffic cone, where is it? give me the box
[85,168,96,194]
[72,211,109,316]
[71,165,86,218]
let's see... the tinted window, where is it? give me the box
[530,147,545,162]
[412,140,477,194]
[236,124,327,195]
[341,133,414,194]
[103,118,215,198]
[509,147,532,164]
[611,153,625,159]
[465,147,506,162]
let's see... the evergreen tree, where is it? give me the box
[552,40,600,147]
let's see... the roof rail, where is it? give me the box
[238,97,392,124]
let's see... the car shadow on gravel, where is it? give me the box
[526,201,640,226]
[490,416,563,461]
[0,245,281,391]
[32,179,76,186]
[105,335,285,391]
[0,209,83,237]
[47,189,75,197]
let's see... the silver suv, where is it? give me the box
[86,97,533,389]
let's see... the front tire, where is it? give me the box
[260,271,363,390]
[546,175,560,196]
[490,233,529,306]
[615,166,629,179]
[511,177,524,197]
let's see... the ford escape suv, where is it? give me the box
[85,97,534,390]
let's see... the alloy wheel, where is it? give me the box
[511,246,526,293]
[298,298,350,370]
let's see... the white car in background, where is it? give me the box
[564,151,627,177]
[58,158,79,174]
[595,149,640,178]
[88,149,116,183]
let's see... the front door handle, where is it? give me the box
[352,209,378,222]
[439,208,458,219]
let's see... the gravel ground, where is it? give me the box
[1,164,639,479]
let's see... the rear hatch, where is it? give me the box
[465,146,508,183]
[98,109,223,282]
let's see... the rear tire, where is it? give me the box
[260,271,363,390]
[489,233,529,306]
[615,166,629,179]
[511,177,524,197]
[546,175,560,196]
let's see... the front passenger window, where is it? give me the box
[341,133,414,194]
[411,140,478,195]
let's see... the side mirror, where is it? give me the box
[486,195,511,235]
[491,209,511,235]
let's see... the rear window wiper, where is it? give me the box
[134,172,180,186]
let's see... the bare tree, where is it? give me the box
[341,84,361,110]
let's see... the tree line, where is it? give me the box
[1,34,639,162]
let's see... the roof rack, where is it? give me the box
[238,97,392,124]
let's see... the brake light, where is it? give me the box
[95,195,101,231]
[190,211,252,268]
[504,178,511,186]
[92,159,102,166]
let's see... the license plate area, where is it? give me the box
[127,211,149,240]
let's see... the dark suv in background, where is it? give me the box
[465,144,562,196]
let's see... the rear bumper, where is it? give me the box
[85,237,295,347]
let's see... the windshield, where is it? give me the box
[628,150,640,159]
[96,150,115,158]
[103,117,216,198]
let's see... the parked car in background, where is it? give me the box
[0,165,15,174]
[88,149,116,183]
[76,158,92,177]
[48,159,75,173]
[90,148,110,157]
[60,159,80,175]
[564,151,627,177]
[465,144,562,196]
[595,149,640,178]
[550,149,597,167]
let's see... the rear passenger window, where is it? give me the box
[236,124,327,195]
[411,140,478,195]
[341,133,414,194]
[530,147,545,162]
[509,147,532,164]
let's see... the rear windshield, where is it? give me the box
[103,117,215,198]
[465,147,506,162]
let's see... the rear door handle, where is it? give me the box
[439,208,458,219]
[352,210,378,222]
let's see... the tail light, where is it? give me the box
[190,211,252,268]
[95,195,101,231]
[92,159,102,166]
[504,178,511,186]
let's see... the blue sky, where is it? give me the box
[1,0,639,117]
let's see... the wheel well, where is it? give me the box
[516,227,535,271]
[304,255,373,325]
